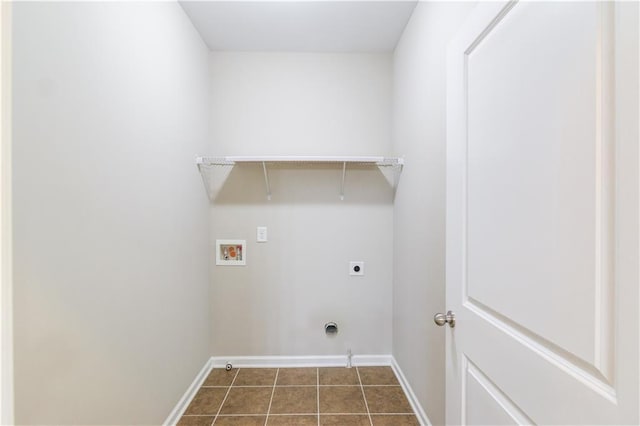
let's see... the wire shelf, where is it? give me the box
[196,155,404,200]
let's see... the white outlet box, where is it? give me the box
[349,261,364,276]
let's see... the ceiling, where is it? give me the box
[179,1,418,52]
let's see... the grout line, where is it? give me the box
[356,367,373,426]
[181,415,217,417]
[316,368,320,426]
[198,412,414,417]
[201,384,400,388]
[203,414,264,417]
[367,384,400,388]
[264,368,279,426]
[212,369,240,426]
[364,413,417,416]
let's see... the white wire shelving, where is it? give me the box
[196,155,404,201]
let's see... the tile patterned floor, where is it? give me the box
[178,366,419,426]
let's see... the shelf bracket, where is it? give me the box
[340,162,347,201]
[262,161,272,201]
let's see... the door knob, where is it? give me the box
[434,311,455,327]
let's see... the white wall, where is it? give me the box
[392,3,475,425]
[208,52,394,357]
[12,3,210,424]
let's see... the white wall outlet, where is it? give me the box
[257,226,268,242]
[349,261,364,276]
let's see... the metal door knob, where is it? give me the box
[434,311,455,327]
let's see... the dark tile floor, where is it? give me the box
[178,366,420,426]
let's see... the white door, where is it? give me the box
[445,1,638,424]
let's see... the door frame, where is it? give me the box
[1,1,14,424]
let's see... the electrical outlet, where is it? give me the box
[349,261,364,276]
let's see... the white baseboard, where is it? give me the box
[164,355,430,426]
[391,356,432,426]
[163,357,214,426]
[211,354,392,368]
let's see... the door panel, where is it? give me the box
[464,358,530,426]
[466,1,602,367]
[446,1,638,424]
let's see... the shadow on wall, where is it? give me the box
[200,163,397,205]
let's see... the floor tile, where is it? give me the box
[269,386,317,414]
[177,415,215,426]
[364,386,413,414]
[319,386,366,414]
[181,366,417,425]
[219,387,273,415]
[267,415,318,425]
[318,367,359,385]
[184,388,228,415]
[358,366,399,386]
[276,368,317,386]
[371,414,420,425]
[214,415,266,425]
[203,368,237,387]
[234,368,278,386]
[320,414,371,425]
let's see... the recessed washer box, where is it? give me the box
[216,239,246,266]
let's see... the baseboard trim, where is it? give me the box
[211,354,392,368]
[163,357,214,426]
[391,356,432,426]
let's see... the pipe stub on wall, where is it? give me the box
[325,322,338,335]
